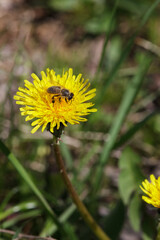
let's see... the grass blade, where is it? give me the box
[0,139,67,235]
[0,201,38,221]
[114,111,159,149]
[0,188,18,212]
[96,0,160,105]
[2,209,41,229]
[96,0,120,75]
[60,142,73,169]
[93,55,152,194]
[40,205,77,237]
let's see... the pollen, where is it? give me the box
[14,68,97,134]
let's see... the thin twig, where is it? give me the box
[135,37,160,57]
[0,229,56,240]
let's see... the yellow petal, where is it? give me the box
[14,68,97,134]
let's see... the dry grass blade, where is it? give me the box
[0,229,56,240]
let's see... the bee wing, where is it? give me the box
[47,86,61,94]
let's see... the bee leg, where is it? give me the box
[65,97,68,103]
[52,96,55,103]
[58,97,61,103]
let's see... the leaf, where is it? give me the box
[85,13,115,35]
[142,210,156,240]
[49,0,79,11]
[104,200,126,240]
[118,147,144,204]
[128,193,142,232]
[118,0,149,14]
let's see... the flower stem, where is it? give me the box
[53,139,111,240]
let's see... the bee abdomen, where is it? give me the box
[47,86,61,94]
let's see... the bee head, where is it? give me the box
[68,92,74,100]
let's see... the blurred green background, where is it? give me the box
[1,0,160,239]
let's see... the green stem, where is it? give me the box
[53,139,111,240]
[156,222,160,240]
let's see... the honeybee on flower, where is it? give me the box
[47,85,74,103]
[14,68,97,134]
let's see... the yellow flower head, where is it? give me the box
[14,68,97,134]
[140,174,160,208]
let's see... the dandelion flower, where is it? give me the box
[14,68,97,134]
[140,174,160,208]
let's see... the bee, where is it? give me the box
[47,86,74,103]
